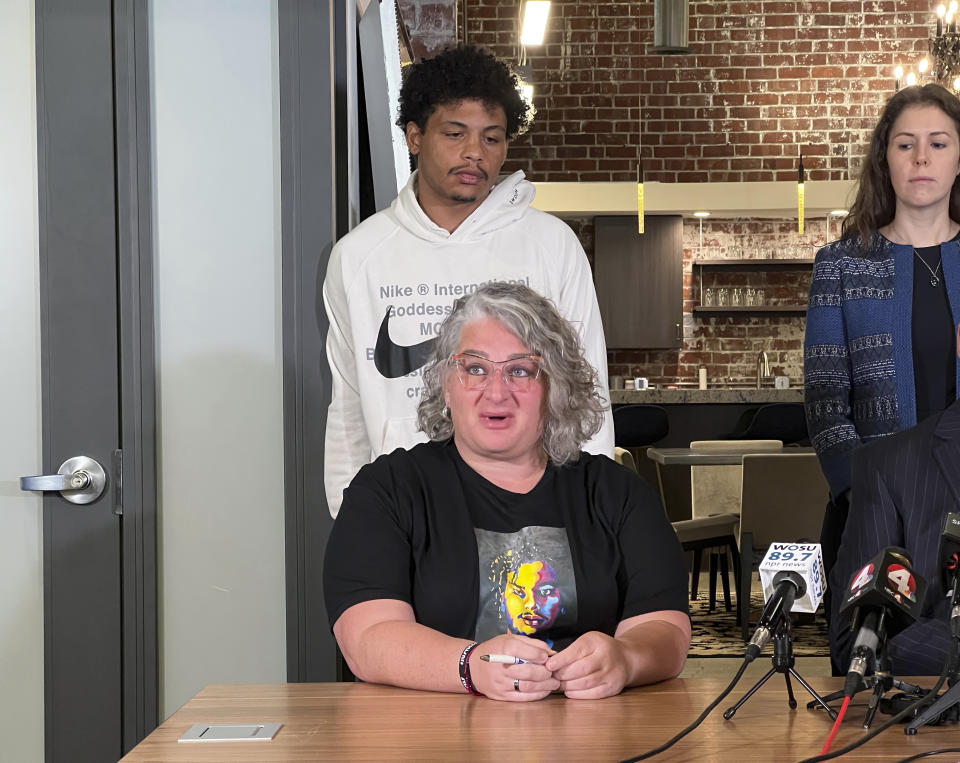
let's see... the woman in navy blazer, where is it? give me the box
[804,84,960,649]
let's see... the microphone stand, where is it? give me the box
[809,639,928,727]
[723,614,837,720]
[903,669,960,733]
[905,583,960,734]
[863,649,903,729]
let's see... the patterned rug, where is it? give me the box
[688,587,830,657]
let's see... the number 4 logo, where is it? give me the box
[850,562,874,592]
[886,563,918,601]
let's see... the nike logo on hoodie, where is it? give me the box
[373,309,438,378]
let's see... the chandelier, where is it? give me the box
[895,2,960,91]
[931,2,960,86]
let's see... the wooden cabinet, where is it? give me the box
[593,215,683,349]
[692,257,813,315]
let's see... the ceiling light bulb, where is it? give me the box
[830,209,848,217]
[906,71,917,86]
[938,4,947,17]
[894,65,904,79]
[919,58,929,74]
[693,211,711,218]
[520,1,551,46]
[951,0,958,13]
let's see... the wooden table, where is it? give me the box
[121,679,959,761]
[646,446,814,465]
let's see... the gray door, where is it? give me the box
[28,1,343,760]
[30,1,156,760]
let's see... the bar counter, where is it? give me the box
[610,387,804,405]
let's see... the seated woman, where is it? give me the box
[324,282,690,701]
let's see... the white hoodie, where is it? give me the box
[322,169,614,517]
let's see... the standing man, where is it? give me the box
[323,45,613,517]
[829,322,960,675]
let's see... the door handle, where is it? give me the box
[20,455,107,505]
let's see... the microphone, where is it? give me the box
[938,513,960,638]
[745,542,826,661]
[838,547,926,696]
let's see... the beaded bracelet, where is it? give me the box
[458,641,482,696]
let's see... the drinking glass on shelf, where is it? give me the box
[745,287,755,306]
[732,287,743,307]
[717,287,729,306]
[754,288,765,305]
[703,287,715,306]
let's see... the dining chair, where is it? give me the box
[735,451,829,640]
[613,404,670,510]
[614,446,638,472]
[672,512,741,613]
[724,403,809,444]
[613,404,669,449]
[684,439,782,613]
[689,439,783,518]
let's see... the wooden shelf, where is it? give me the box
[693,258,815,268]
[693,305,807,315]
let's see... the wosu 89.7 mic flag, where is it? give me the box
[759,542,825,614]
[839,546,925,640]
[742,543,825,660]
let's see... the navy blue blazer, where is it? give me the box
[829,398,960,675]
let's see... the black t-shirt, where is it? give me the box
[323,440,689,649]
[912,240,957,424]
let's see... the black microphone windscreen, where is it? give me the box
[939,513,960,591]
[838,546,925,639]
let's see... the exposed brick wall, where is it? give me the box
[464,0,933,183]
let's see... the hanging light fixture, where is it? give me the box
[520,1,551,46]
[893,2,960,91]
[515,3,549,108]
[797,151,806,236]
[637,94,645,235]
[931,1,960,84]
[693,211,710,253]
[637,161,645,235]
[652,0,691,54]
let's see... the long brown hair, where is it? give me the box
[843,83,960,248]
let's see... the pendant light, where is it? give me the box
[797,151,805,236]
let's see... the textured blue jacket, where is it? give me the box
[804,232,960,499]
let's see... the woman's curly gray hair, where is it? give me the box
[417,281,606,465]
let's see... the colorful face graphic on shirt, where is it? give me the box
[473,526,577,647]
[502,560,561,635]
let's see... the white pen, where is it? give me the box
[478,654,526,664]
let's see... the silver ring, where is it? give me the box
[513,678,520,692]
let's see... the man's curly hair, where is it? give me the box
[396,45,533,140]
